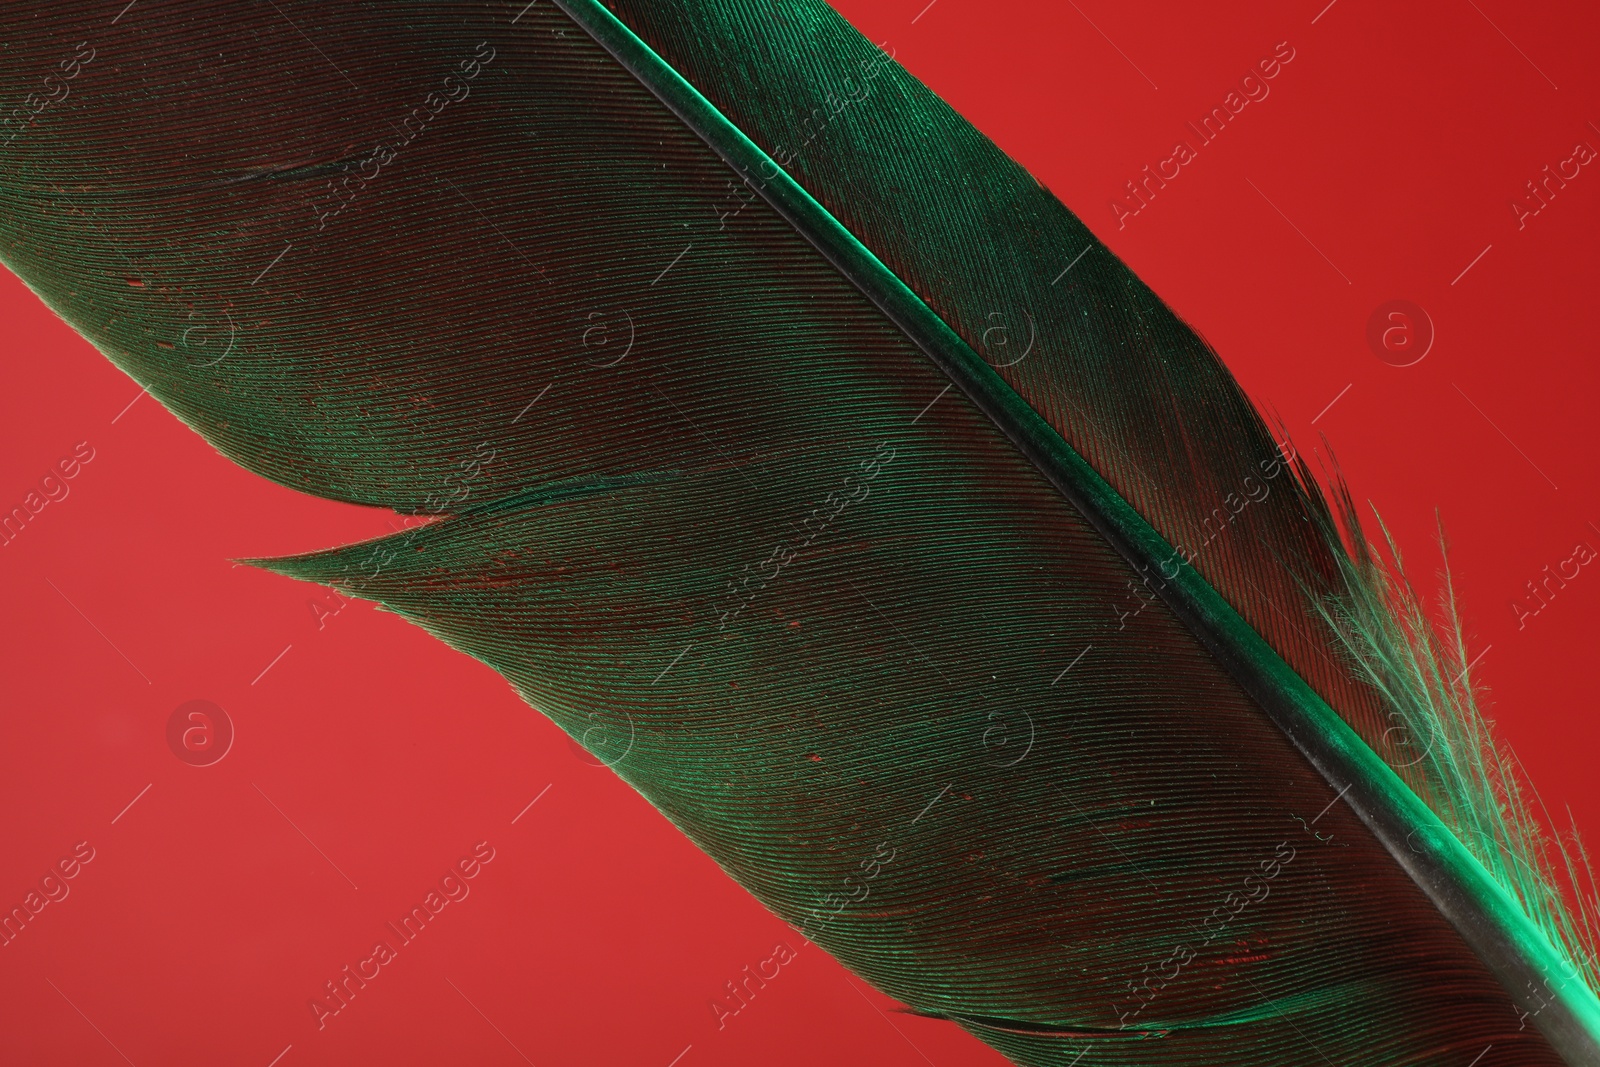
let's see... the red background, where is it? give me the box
[2,1,1597,1064]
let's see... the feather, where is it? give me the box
[1,0,1597,1062]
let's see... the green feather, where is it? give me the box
[1,1,1596,1062]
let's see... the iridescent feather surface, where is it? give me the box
[1,2,1596,1063]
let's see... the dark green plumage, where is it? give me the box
[1,1,1596,1062]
